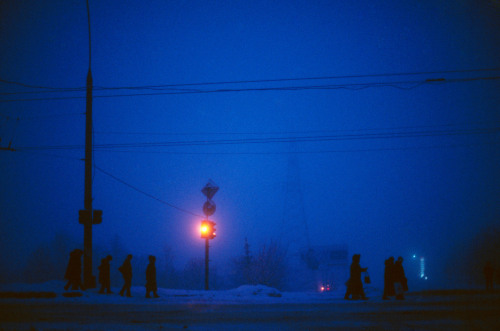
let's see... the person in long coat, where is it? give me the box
[98,255,113,294]
[382,257,396,300]
[345,254,368,300]
[119,254,133,297]
[394,256,407,300]
[64,249,84,291]
[145,255,159,298]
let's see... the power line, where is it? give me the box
[92,67,500,90]
[14,149,82,161]
[0,89,86,96]
[90,141,500,156]
[0,69,500,102]
[14,113,84,120]
[1,124,202,220]
[94,165,203,218]
[14,126,500,151]
[11,140,500,157]
[1,77,497,102]
[1,67,499,91]
[13,140,499,157]
[0,78,85,90]
[93,121,500,137]
[7,76,500,102]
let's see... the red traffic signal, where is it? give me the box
[200,220,216,239]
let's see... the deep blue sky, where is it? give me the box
[1,0,499,287]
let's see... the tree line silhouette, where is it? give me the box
[13,232,290,291]
[4,225,498,291]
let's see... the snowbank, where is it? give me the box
[0,281,384,304]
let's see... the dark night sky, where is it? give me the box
[1,0,499,288]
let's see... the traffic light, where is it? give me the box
[201,220,209,238]
[200,220,216,239]
[210,221,216,239]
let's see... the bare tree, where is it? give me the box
[252,241,288,289]
[180,258,205,290]
[23,232,74,283]
[232,239,288,290]
[157,245,179,288]
[231,237,254,286]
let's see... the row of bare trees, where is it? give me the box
[231,238,288,289]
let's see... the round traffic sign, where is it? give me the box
[203,200,216,216]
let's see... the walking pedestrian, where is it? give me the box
[382,257,395,300]
[394,256,407,300]
[145,255,159,298]
[64,249,84,291]
[345,254,368,300]
[119,254,133,297]
[98,255,113,294]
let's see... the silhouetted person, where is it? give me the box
[345,254,368,300]
[394,256,407,300]
[382,257,395,300]
[119,254,133,297]
[64,249,84,291]
[145,255,159,298]
[484,261,494,292]
[98,255,113,294]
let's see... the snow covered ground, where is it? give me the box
[1,281,499,330]
[0,280,356,304]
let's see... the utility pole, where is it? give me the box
[79,0,101,289]
[82,65,94,288]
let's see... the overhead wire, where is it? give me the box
[14,126,500,151]
[91,67,500,90]
[4,146,203,217]
[0,67,499,102]
[13,113,84,120]
[2,67,498,220]
[94,165,203,218]
[0,78,84,90]
[1,67,499,91]
[1,76,499,103]
[89,141,500,156]
[14,149,83,161]
[93,121,500,137]
[10,137,500,218]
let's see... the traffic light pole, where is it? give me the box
[205,238,209,290]
[201,180,218,291]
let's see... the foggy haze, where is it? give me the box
[1,0,499,290]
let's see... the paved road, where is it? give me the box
[1,294,499,330]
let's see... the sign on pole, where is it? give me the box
[201,179,219,200]
[203,200,216,216]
